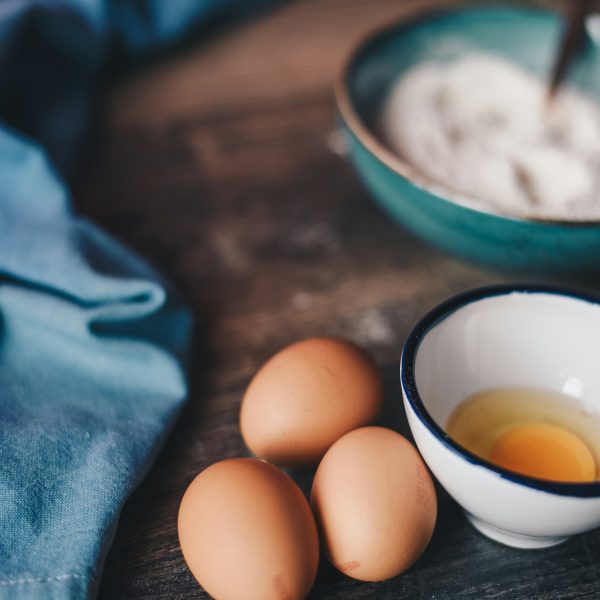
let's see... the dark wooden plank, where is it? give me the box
[105,0,447,129]
[75,0,600,597]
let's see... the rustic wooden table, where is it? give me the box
[79,0,600,597]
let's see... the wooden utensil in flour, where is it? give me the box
[548,0,595,101]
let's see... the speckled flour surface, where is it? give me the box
[380,55,600,220]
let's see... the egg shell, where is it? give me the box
[240,337,383,467]
[311,426,437,582]
[178,458,319,600]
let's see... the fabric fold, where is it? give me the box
[0,126,191,599]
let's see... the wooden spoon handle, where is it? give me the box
[548,0,595,100]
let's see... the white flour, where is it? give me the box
[379,55,600,220]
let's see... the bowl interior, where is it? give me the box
[414,291,600,437]
[348,6,600,148]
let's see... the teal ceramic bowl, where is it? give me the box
[336,5,600,273]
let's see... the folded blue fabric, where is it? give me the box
[0,127,191,599]
[0,1,274,598]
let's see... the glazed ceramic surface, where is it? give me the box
[338,6,600,273]
[401,285,600,548]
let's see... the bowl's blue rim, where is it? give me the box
[401,283,600,498]
[336,3,600,227]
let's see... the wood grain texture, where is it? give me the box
[77,0,600,597]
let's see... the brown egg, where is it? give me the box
[311,426,437,582]
[178,458,319,600]
[240,337,383,467]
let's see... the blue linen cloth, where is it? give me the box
[0,1,274,598]
[0,128,192,599]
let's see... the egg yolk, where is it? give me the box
[489,423,596,482]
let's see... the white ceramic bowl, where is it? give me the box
[401,285,600,549]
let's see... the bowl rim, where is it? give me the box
[400,283,600,498]
[335,3,600,227]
